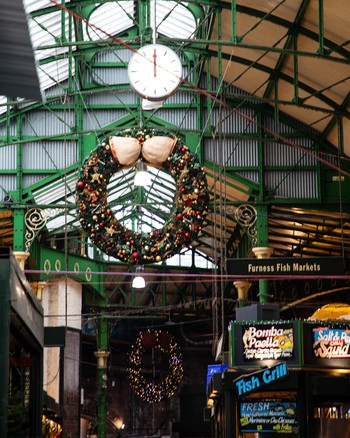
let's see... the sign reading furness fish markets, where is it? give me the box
[227,256,344,277]
[313,326,350,359]
[242,324,294,361]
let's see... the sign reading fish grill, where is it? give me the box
[235,362,288,397]
[227,256,344,277]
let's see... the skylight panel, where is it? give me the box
[23,0,72,14]
[84,2,134,41]
[27,10,70,60]
[152,1,197,40]
[0,96,9,115]
[37,58,74,93]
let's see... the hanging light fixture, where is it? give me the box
[142,98,164,110]
[132,266,146,289]
[134,160,152,187]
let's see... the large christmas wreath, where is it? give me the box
[128,329,184,403]
[76,128,209,264]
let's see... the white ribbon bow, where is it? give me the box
[109,135,177,167]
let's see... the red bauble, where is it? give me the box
[177,213,183,220]
[77,181,85,189]
[158,331,172,352]
[132,251,139,260]
[141,331,157,349]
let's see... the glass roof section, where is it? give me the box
[31,163,213,268]
[5,0,197,101]
[84,2,134,41]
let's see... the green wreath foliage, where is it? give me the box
[76,128,209,264]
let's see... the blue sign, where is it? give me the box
[235,362,288,396]
[206,364,228,392]
[240,401,298,434]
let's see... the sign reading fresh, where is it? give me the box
[242,324,294,361]
[235,362,288,396]
[239,400,298,434]
[313,326,350,358]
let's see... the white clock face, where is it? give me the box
[128,44,182,101]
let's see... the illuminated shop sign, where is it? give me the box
[313,326,350,359]
[231,321,301,367]
[242,324,294,361]
[303,322,350,368]
[239,401,298,434]
[227,256,344,277]
[235,362,288,396]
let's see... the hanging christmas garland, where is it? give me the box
[76,128,209,264]
[127,329,184,403]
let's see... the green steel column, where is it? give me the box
[0,258,10,436]
[292,31,299,103]
[318,0,324,54]
[12,209,26,251]
[255,204,270,303]
[231,0,237,43]
[96,312,110,438]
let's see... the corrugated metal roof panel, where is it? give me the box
[0,145,16,170]
[83,109,133,131]
[265,170,318,199]
[0,175,17,200]
[22,141,77,170]
[22,111,75,136]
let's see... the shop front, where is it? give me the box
[206,320,350,437]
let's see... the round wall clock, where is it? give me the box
[128,44,182,101]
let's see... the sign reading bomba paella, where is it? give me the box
[239,401,299,434]
[231,322,301,367]
[242,324,294,361]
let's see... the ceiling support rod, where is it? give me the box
[152,0,156,44]
[231,0,238,43]
[292,31,299,104]
[317,0,325,54]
